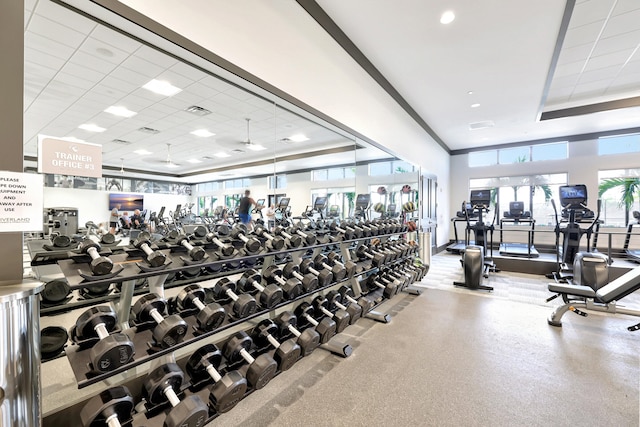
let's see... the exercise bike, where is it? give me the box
[453,189,498,291]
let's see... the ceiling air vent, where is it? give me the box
[138,126,160,134]
[184,105,212,116]
[112,139,132,145]
[468,121,495,130]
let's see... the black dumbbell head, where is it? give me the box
[42,279,71,303]
[90,333,135,372]
[164,395,209,427]
[224,331,253,363]
[132,293,166,323]
[143,363,183,405]
[152,314,188,348]
[246,353,277,390]
[196,303,226,332]
[177,285,206,311]
[210,370,247,414]
[80,386,134,427]
[75,306,117,340]
[275,339,301,371]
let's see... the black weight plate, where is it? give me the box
[41,280,71,303]
[41,326,68,360]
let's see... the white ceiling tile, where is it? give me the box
[577,65,621,84]
[101,75,142,94]
[568,0,615,29]
[556,43,595,65]
[601,9,640,39]
[79,36,133,65]
[34,0,96,36]
[552,60,585,78]
[120,55,166,79]
[109,67,152,88]
[68,50,119,75]
[612,0,640,17]
[24,0,36,12]
[572,80,608,98]
[24,31,76,61]
[170,61,209,81]
[135,45,179,69]
[55,71,98,91]
[584,48,634,71]
[89,25,142,54]
[29,14,85,49]
[25,46,66,71]
[593,30,640,57]
[60,63,106,85]
[562,20,606,48]
[610,71,640,88]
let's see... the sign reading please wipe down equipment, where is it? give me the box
[37,135,103,178]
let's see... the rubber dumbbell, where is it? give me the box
[262,264,303,300]
[326,252,357,278]
[238,269,283,309]
[186,344,247,414]
[313,253,346,281]
[205,232,236,258]
[133,237,166,267]
[73,306,134,372]
[354,245,386,267]
[289,225,317,246]
[282,262,318,292]
[132,294,188,348]
[273,226,303,248]
[338,285,374,314]
[328,221,356,240]
[274,311,321,357]
[346,221,365,238]
[176,235,206,261]
[212,277,257,319]
[298,259,333,287]
[385,270,410,290]
[326,289,362,325]
[367,274,398,299]
[143,363,209,427]
[253,226,285,251]
[230,227,262,254]
[79,241,113,275]
[252,319,301,372]
[312,295,351,333]
[176,284,226,332]
[223,331,278,390]
[295,302,337,344]
[80,386,134,427]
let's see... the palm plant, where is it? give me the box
[598,177,640,225]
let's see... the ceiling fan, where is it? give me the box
[165,143,179,168]
[242,118,266,151]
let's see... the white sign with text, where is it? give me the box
[37,135,103,178]
[0,171,44,232]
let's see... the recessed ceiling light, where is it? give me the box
[186,158,202,164]
[165,163,180,169]
[289,134,309,142]
[467,91,474,95]
[471,103,481,108]
[190,129,215,138]
[105,105,137,118]
[142,79,182,96]
[440,10,455,24]
[78,123,106,132]
[133,149,152,155]
[214,152,231,158]
[246,144,267,151]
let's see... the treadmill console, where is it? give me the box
[456,202,478,218]
[469,189,491,209]
[313,196,328,211]
[503,201,530,219]
[559,184,594,221]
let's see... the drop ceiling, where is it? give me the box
[23,0,374,182]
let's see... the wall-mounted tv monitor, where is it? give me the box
[559,185,587,207]
[469,189,491,207]
[109,193,144,211]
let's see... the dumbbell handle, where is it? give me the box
[180,239,196,251]
[287,324,301,338]
[271,274,286,287]
[343,294,358,305]
[237,234,250,244]
[94,323,110,341]
[162,385,180,408]
[266,334,280,349]
[277,229,294,239]
[86,246,101,260]
[289,269,304,282]
[140,242,154,257]
[320,261,332,270]
[295,228,310,238]
[303,313,319,327]
[380,276,393,285]
[226,289,240,302]
[307,266,321,276]
[262,231,276,241]
[210,236,229,249]
[318,306,333,318]
[239,347,256,365]
[149,308,165,325]
[105,413,121,427]
[333,224,347,234]
[248,278,265,293]
[372,279,386,290]
[331,258,345,268]
[192,297,206,311]
[334,300,348,311]
[205,362,223,383]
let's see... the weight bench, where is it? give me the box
[547,266,640,330]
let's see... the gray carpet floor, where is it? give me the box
[212,253,640,426]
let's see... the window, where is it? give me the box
[268,175,287,189]
[599,133,640,155]
[312,170,328,181]
[498,146,529,164]
[368,160,416,176]
[312,167,357,180]
[598,169,640,227]
[468,150,497,167]
[223,178,251,189]
[532,142,567,161]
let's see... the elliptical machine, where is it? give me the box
[453,189,497,291]
[549,184,602,282]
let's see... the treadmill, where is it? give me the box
[499,201,539,258]
[446,202,478,254]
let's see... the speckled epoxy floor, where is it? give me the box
[211,256,640,426]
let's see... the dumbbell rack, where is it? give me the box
[40,223,422,426]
